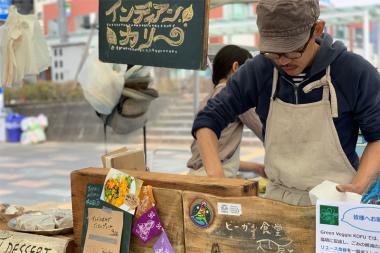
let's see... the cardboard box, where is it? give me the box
[101,147,146,171]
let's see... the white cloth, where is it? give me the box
[0,6,50,87]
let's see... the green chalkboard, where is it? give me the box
[99,0,210,70]
[80,184,133,253]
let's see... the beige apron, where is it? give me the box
[264,66,357,206]
[188,144,241,178]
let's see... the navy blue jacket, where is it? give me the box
[192,34,380,169]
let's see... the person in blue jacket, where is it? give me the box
[192,0,380,206]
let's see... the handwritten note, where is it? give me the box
[83,208,123,253]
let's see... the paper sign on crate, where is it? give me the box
[82,208,123,253]
[316,200,380,253]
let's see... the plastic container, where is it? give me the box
[5,113,23,143]
[0,112,5,142]
[0,87,4,111]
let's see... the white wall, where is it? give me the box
[51,44,86,82]
[225,34,255,47]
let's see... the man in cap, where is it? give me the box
[192,0,380,205]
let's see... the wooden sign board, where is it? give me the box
[71,167,257,252]
[0,230,69,253]
[99,0,210,69]
[183,191,316,253]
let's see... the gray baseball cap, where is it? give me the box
[257,0,320,53]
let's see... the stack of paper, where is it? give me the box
[309,180,362,205]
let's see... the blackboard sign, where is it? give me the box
[99,0,210,69]
[80,184,133,253]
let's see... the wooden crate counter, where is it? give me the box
[71,167,258,252]
[183,191,316,253]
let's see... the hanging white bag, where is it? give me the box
[78,50,127,115]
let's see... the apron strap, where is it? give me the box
[271,68,279,98]
[326,66,339,118]
[302,66,339,118]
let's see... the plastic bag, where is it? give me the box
[78,51,127,115]
[361,181,380,205]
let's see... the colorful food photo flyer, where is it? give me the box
[101,168,143,215]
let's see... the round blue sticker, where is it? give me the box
[190,198,214,228]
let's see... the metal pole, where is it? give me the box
[363,10,370,62]
[58,0,68,43]
[377,20,380,68]
[193,70,200,116]
[143,125,147,167]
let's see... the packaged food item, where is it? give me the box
[258,178,270,194]
[14,209,73,231]
[0,203,24,221]
[43,209,73,228]
[16,213,55,230]
[135,185,156,219]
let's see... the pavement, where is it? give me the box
[0,141,264,207]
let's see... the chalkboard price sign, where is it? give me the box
[80,184,133,253]
[99,0,210,69]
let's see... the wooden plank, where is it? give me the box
[72,167,257,198]
[130,188,184,253]
[183,191,316,253]
[0,224,74,253]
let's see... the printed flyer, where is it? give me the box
[316,200,380,253]
[101,168,143,215]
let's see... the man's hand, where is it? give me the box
[255,166,267,178]
[338,141,380,195]
[336,183,363,194]
[239,161,267,178]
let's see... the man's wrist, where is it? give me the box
[206,169,225,178]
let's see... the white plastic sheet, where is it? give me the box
[78,51,127,115]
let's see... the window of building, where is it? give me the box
[54,61,58,68]
[224,4,249,20]
[47,19,59,37]
[59,48,63,56]
[59,60,63,68]
[55,73,59,80]
[75,15,91,30]
[60,73,64,80]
